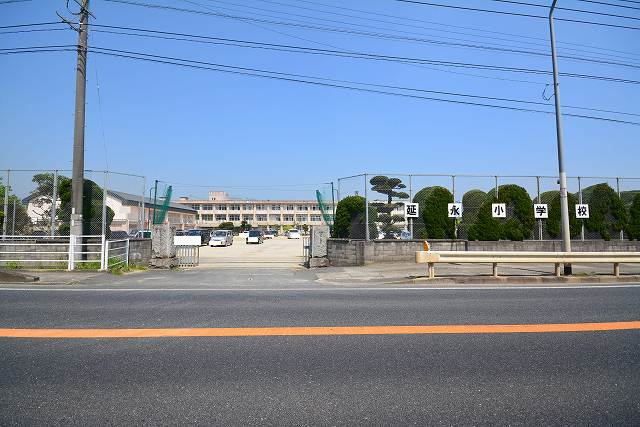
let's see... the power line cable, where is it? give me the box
[250,0,640,61]
[394,0,640,31]
[87,45,640,126]
[102,0,640,70]
[286,0,640,58]
[487,0,640,21]
[574,0,640,11]
[199,0,640,63]
[89,23,640,86]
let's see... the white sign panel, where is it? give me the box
[448,203,462,218]
[492,203,506,218]
[534,204,548,219]
[174,235,201,246]
[575,204,590,219]
[405,203,419,218]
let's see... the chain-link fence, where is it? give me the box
[0,169,145,238]
[335,173,640,241]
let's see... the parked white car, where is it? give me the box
[210,230,233,247]
[239,230,250,239]
[287,229,301,239]
[246,229,264,244]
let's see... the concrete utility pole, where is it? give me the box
[549,0,572,275]
[70,0,90,237]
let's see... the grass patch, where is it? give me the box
[109,263,148,275]
[3,261,22,270]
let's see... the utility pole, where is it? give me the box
[70,0,90,238]
[549,0,572,275]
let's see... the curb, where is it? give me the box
[0,270,40,283]
[389,275,640,286]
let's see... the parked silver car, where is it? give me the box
[210,230,233,247]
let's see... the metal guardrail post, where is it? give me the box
[67,235,74,271]
[100,234,106,271]
[125,239,130,267]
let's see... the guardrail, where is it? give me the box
[415,251,640,278]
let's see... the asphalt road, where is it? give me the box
[1,279,639,425]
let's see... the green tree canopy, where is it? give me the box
[58,178,114,235]
[218,221,234,230]
[584,183,628,240]
[627,193,640,241]
[541,190,581,239]
[417,186,455,239]
[333,195,377,239]
[370,176,409,238]
[468,184,534,241]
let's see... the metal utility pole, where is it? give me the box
[549,0,572,275]
[70,0,90,237]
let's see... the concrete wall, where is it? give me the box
[327,239,640,266]
[128,238,151,266]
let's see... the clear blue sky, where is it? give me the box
[1,0,638,199]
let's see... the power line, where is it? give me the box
[488,0,640,21]
[250,0,640,62]
[0,22,62,29]
[102,1,640,70]
[199,0,640,63]
[394,0,640,31]
[89,23,640,86]
[575,0,640,11]
[86,45,640,126]
[284,0,640,58]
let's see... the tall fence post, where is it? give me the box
[11,199,16,236]
[578,177,584,241]
[409,174,413,238]
[125,238,130,267]
[452,175,458,239]
[495,175,499,199]
[50,170,58,237]
[141,176,146,232]
[537,176,542,241]
[364,174,369,241]
[337,178,341,203]
[2,169,9,238]
[102,171,108,239]
[617,177,624,241]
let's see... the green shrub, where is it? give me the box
[627,193,640,240]
[543,191,581,238]
[468,184,534,241]
[419,186,454,239]
[333,196,377,239]
[458,189,488,239]
[584,183,628,241]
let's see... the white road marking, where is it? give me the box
[0,284,639,292]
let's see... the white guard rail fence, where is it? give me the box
[176,245,199,267]
[104,239,129,271]
[416,251,640,278]
[0,235,130,271]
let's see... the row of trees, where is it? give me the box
[0,173,114,236]
[333,176,640,241]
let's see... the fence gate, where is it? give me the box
[176,245,199,267]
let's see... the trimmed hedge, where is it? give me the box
[584,183,628,240]
[333,196,377,239]
[420,186,455,239]
[627,193,640,240]
[543,191,581,238]
[468,184,534,241]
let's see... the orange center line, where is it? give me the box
[1,321,639,338]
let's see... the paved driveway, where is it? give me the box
[197,236,305,268]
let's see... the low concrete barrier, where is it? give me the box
[327,239,640,267]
